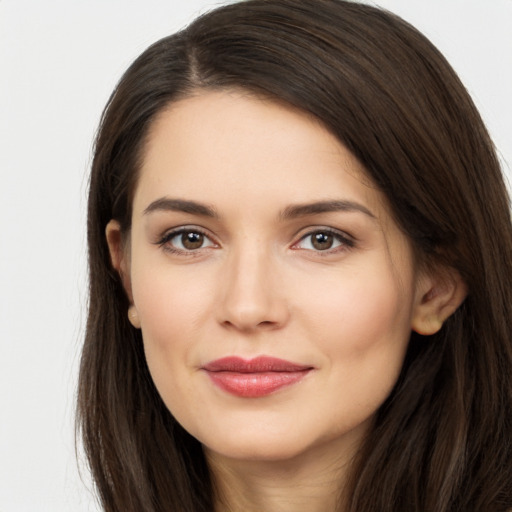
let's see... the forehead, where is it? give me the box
[134,90,383,218]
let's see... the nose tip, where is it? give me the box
[217,251,289,332]
[220,284,289,332]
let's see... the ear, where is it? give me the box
[105,220,141,329]
[411,267,467,335]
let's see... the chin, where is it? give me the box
[198,420,365,467]
[206,439,313,464]
[194,422,311,462]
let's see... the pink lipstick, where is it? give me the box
[202,356,312,398]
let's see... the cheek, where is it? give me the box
[130,264,214,389]
[132,260,212,335]
[300,263,414,377]
[292,267,414,435]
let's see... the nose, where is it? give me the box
[217,243,290,332]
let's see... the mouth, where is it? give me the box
[201,356,313,398]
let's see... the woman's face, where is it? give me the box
[115,90,433,464]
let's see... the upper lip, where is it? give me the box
[202,356,312,373]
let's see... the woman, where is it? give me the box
[77,0,512,510]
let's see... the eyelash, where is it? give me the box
[155,227,355,256]
[293,228,355,255]
[156,227,217,256]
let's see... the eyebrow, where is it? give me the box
[143,198,218,218]
[142,197,375,221]
[279,200,376,220]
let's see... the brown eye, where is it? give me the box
[160,229,215,252]
[311,232,334,250]
[294,229,353,253]
[181,231,204,250]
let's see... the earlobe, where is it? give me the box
[411,269,468,336]
[128,304,141,329]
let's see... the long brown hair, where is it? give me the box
[77,1,512,510]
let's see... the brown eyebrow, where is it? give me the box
[279,200,376,220]
[143,197,374,221]
[143,198,218,218]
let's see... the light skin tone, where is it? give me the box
[107,90,466,512]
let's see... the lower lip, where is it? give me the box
[205,370,311,398]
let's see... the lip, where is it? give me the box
[202,356,313,398]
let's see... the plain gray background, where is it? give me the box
[1,1,511,510]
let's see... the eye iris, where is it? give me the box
[182,231,204,250]
[312,232,334,250]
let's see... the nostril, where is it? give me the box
[221,318,280,332]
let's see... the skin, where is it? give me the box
[107,90,465,512]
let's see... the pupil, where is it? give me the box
[312,232,333,250]
[182,232,203,250]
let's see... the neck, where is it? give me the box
[206,439,360,512]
